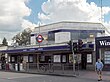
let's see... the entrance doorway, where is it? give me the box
[81,54,87,70]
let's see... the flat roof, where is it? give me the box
[32,21,105,34]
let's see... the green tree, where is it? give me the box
[2,37,8,46]
[12,28,32,46]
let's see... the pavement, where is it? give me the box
[78,70,110,81]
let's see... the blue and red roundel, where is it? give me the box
[36,34,44,43]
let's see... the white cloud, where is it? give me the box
[0,0,37,45]
[0,0,31,31]
[22,19,37,30]
[0,38,2,45]
[38,0,110,24]
[38,13,50,21]
[103,22,110,35]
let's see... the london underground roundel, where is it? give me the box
[36,34,43,43]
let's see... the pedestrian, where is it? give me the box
[95,59,104,81]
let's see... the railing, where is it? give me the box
[0,63,80,76]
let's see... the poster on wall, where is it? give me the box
[62,55,66,62]
[54,55,61,62]
[12,57,15,62]
[69,54,73,63]
[40,56,45,61]
[8,56,11,62]
[23,56,28,62]
[29,56,33,62]
[87,54,92,63]
[77,54,81,63]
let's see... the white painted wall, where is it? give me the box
[31,35,36,45]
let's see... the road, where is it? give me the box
[0,71,108,82]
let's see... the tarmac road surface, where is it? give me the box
[0,71,109,82]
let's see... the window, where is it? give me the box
[71,32,79,40]
[48,33,55,41]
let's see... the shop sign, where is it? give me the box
[23,49,27,51]
[96,36,110,48]
[38,48,43,51]
[99,40,110,46]
[29,48,35,51]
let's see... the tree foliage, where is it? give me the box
[2,37,8,46]
[12,28,32,46]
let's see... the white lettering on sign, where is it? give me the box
[23,49,27,51]
[99,40,110,46]
[29,49,35,51]
[38,48,43,50]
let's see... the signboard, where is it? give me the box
[23,56,28,62]
[53,55,61,62]
[87,54,92,63]
[36,34,43,43]
[55,32,70,43]
[95,36,110,48]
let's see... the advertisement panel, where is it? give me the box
[55,32,70,43]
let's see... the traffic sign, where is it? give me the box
[36,34,43,43]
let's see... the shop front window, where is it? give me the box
[104,51,110,64]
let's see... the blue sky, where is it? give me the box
[88,0,110,22]
[26,0,110,24]
[25,0,47,24]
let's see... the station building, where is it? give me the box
[0,21,105,71]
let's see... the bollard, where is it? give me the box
[20,63,23,71]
